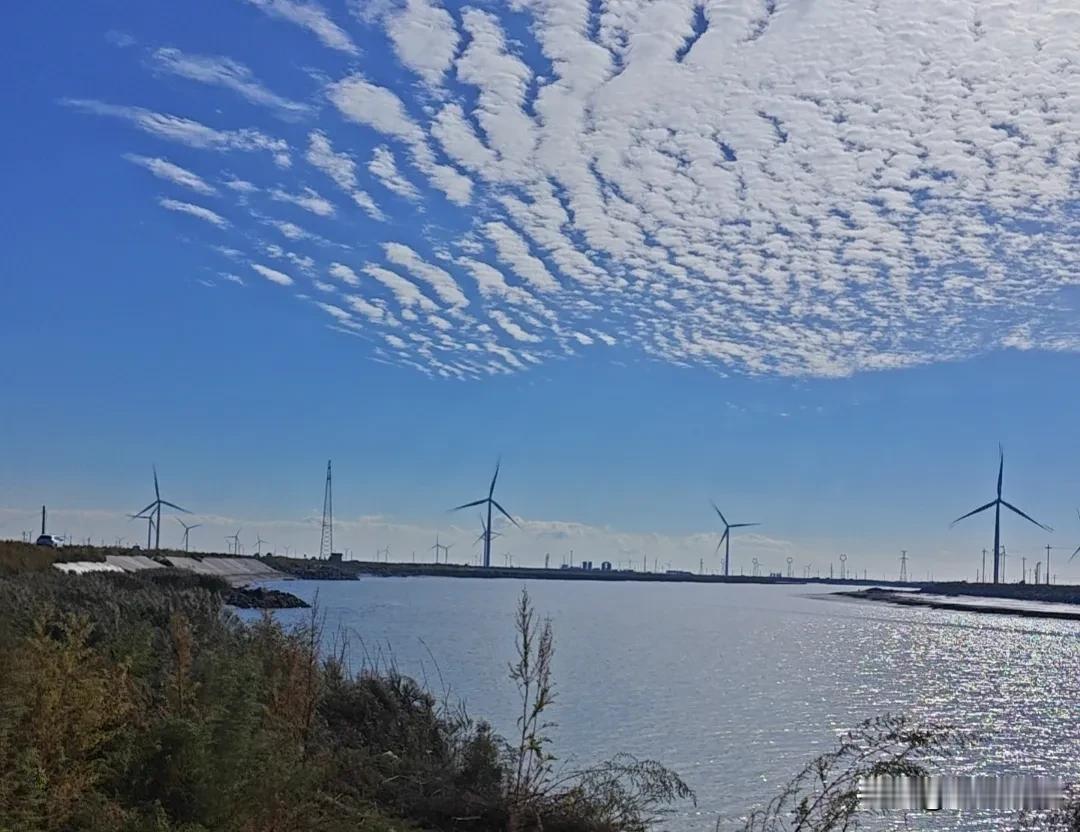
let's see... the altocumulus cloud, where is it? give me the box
[69,0,1080,379]
[158,197,229,228]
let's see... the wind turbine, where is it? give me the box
[452,460,519,568]
[132,466,190,550]
[951,445,1051,584]
[1070,508,1080,564]
[431,534,452,563]
[176,517,201,552]
[474,515,502,547]
[129,512,156,549]
[254,533,268,556]
[226,529,241,556]
[712,502,760,577]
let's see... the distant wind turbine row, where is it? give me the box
[109,446,1074,581]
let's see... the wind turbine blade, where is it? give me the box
[133,501,157,518]
[191,524,202,531]
[159,501,191,513]
[1000,500,1053,532]
[996,444,1005,498]
[452,498,487,511]
[1071,545,1080,562]
[711,502,728,526]
[491,499,520,527]
[717,528,729,551]
[729,523,760,528]
[176,517,186,529]
[950,500,997,527]
[489,460,501,498]
[154,465,160,500]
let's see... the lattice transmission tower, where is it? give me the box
[319,460,333,559]
[899,549,908,582]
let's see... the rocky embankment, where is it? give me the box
[226,585,310,609]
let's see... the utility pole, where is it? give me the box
[1022,556,1027,583]
[1046,544,1053,586]
[981,549,986,583]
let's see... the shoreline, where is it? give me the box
[261,556,916,587]
[839,587,1080,621]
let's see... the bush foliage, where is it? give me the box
[0,572,691,832]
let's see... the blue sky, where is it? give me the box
[1,0,1078,578]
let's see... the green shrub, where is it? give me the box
[0,573,691,832]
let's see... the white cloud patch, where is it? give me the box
[368,146,420,200]
[65,99,291,167]
[326,75,473,205]
[223,177,259,193]
[384,0,460,87]
[328,262,360,286]
[126,154,217,195]
[243,0,357,55]
[270,186,336,216]
[270,220,311,240]
[158,197,229,227]
[251,262,295,286]
[483,222,560,293]
[490,309,541,342]
[151,48,310,117]
[363,264,438,310]
[305,130,386,221]
[382,242,468,307]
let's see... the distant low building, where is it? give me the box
[329,552,343,563]
[600,561,612,571]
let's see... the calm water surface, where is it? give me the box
[251,579,1080,829]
